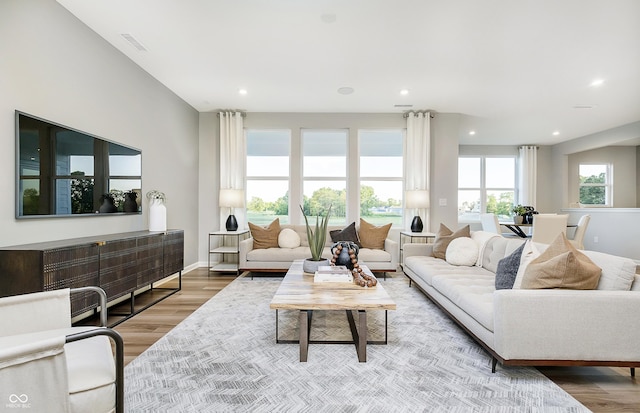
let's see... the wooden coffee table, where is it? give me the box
[269,259,396,362]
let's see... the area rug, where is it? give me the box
[124,274,589,412]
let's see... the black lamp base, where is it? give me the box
[410,216,424,232]
[225,214,238,231]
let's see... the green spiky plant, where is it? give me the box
[300,204,331,261]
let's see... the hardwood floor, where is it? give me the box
[113,268,640,412]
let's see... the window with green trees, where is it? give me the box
[458,156,516,220]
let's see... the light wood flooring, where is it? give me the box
[113,268,640,412]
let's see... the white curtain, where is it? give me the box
[404,111,431,231]
[219,111,246,229]
[518,145,537,207]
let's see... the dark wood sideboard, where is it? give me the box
[0,230,184,323]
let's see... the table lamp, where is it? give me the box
[405,190,429,232]
[219,189,245,231]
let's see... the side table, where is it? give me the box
[400,230,436,268]
[208,230,250,276]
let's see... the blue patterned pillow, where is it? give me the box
[495,242,525,290]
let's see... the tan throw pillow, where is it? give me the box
[358,219,391,249]
[432,223,470,260]
[521,233,602,289]
[248,218,281,249]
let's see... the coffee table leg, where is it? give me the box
[358,310,367,362]
[300,310,309,362]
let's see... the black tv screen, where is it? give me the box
[15,111,142,218]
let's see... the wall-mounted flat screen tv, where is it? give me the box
[16,111,142,218]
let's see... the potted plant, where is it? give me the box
[512,204,527,224]
[300,204,331,273]
[147,190,167,231]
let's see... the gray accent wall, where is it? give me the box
[0,0,200,267]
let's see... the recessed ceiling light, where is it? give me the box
[238,88,248,95]
[400,89,409,95]
[337,87,354,95]
[552,131,560,136]
[469,130,476,136]
[590,79,605,87]
[572,104,596,109]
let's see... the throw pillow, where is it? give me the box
[445,237,479,266]
[512,240,540,289]
[330,222,361,247]
[248,218,281,249]
[278,228,301,249]
[358,219,391,249]
[521,233,602,289]
[432,223,471,260]
[495,242,526,290]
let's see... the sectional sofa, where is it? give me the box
[402,231,640,373]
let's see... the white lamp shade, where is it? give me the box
[219,189,245,208]
[405,190,429,209]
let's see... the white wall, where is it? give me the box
[0,0,200,266]
[568,146,637,207]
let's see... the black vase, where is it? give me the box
[123,193,138,212]
[99,196,117,213]
[331,241,359,270]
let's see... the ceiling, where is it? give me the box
[56,0,640,146]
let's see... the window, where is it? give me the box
[302,129,347,225]
[246,130,290,224]
[579,164,611,206]
[359,130,404,226]
[245,126,406,227]
[458,156,516,221]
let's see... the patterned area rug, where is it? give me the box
[124,274,589,412]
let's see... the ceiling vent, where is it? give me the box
[394,104,413,108]
[120,33,147,52]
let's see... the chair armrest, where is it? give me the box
[384,238,399,268]
[66,328,124,413]
[239,237,254,269]
[71,287,108,327]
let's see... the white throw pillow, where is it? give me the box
[512,240,540,289]
[445,237,479,266]
[278,228,301,249]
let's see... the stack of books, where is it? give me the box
[314,265,353,283]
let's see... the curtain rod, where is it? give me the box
[403,111,434,119]
[217,110,246,117]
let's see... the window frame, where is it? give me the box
[458,155,517,221]
[578,163,612,207]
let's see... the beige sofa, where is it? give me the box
[239,224,398,274]
[402,232,640,373]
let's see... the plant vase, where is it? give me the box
[302,258,329,274]
[123,192,138,212]
[513,215,524,225]
[149,198,167,231]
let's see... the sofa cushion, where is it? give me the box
[431,273,496,332]
[495,242,525,290]
[433,224,470,260]
[278,228,301,249]
[404,255,494,287]
[248,218,281,249]
[521,233,602,290]
[247,246,332,262]
[358,248,392,263]
[329,222,361,247]
[358,219,391,249]
[513,241,540,289]
[445,237,478,266]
